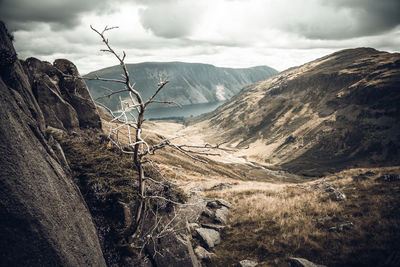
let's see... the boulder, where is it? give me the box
[201,223,226,231]
[216,198,232,208]
[239,259,258,267]
[329,221,354,232]
[0,21,106,266]
[146,233,200,267]
[196,227,221,248]
[194,246,214,262]
[202,207,215,218]
[215,206,230,224]
[288,257,326,267]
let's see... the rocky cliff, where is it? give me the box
[0,21,105,266]
[85,62,278,111]
[199,48,400,176]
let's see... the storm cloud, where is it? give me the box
[285,0,400,39]
[0,0,399,74]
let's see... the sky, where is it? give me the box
[1,0,400,74]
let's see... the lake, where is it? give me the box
[143,101,225,119]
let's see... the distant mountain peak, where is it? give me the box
[84,62,278,112]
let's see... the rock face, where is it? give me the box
[0,21,106,266]
[85,62,278,111]
[22,57,101,131]
[201,48,400,175]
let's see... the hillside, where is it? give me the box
[84,62,277,111]
[193,48,400,176]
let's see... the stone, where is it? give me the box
[46,126,67,139]
[187,222,200,232]
[216,198,232,208]
[194,246,214,262]
[207,200,219,209]
[0,21,106,266]
[202,207,215,218]
[22,56,102,131]
[239,259,258,267]
[196,227,221,248]
[201,223,226,231]
[288,257,326,267]
[329,221,354,232]
[215,206,230,224]
[146,233,200,267]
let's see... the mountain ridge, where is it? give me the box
[84,61,278,111]
[194,47,400,175]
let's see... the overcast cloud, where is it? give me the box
[1,0,399,74]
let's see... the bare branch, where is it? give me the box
[95,89,130,100]
[144,79,169,107]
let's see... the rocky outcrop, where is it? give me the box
[0,21,106,266]
[22,57,101,131]
[202,48,400,175]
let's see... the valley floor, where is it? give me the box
[105,120,400,266]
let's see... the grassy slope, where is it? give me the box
[205,167,400,266]
[77,118,400,266]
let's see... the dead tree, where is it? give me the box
[85,25,230,233]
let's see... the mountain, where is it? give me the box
[84,62,277,111]
[196,48,400,176]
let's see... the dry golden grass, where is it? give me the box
[205,167,400,266]
[101,119,400,266]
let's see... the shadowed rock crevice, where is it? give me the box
[0,21,106,266]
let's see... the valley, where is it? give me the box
[104,118,400,266]
[1,17,400,266]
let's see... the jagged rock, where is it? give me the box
[187,222,200,232]
[329,221,354,232]
[216,198,232,208]
[46,126,67,139]
[22,56,102,131]
[25,58,80,131]
[215,206,230,224]
[146,233,200,267]
[194,246,214,262]
[239,259,258,267]
[0,21,106,266]
[288,257,326,267]
[202,207,215,218]
[55,59,102,129]
[196,227,221,248]
[207,198,232,209]
[207,200,219,209]
[375,174,400,182]
[201,223,226,231]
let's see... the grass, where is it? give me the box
[203,167,400,266]
[96,119,400,266]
